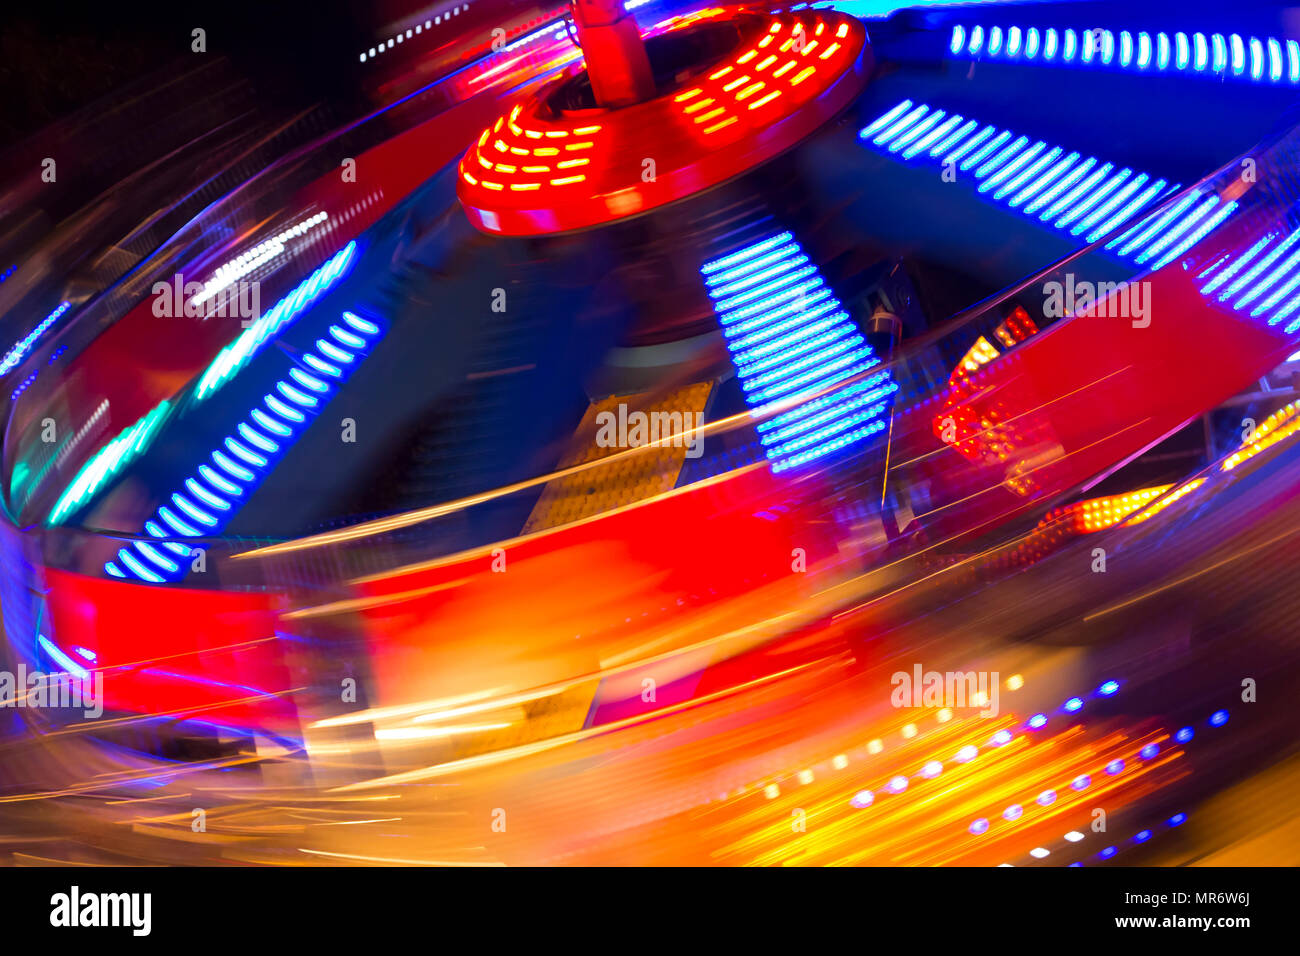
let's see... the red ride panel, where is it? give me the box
[43,567,296,736]
[898,262,1294,542]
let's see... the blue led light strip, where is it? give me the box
[1,302,71,376]
[1196,228,1300,333]
[37,634,90,680]
[106,311,383,583]
[47,401,173,526]
[194,242,357,402]
[973,703,1229,853]
[1072,811,1189,866]
[861,99,1238,270]
[948,24,1300,85]
[701,232,897,473]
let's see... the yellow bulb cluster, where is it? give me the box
[1222,399,1300,471]
[1069,485,1172,532]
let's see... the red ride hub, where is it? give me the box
[457,7,871,236]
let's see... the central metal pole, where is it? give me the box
[570,0,656,107]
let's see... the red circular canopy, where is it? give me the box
[458,7,871,235]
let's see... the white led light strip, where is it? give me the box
[359,4,471,63]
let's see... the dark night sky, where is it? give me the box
[0,0,373,144]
